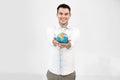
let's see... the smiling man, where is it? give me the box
[46,4,80,80]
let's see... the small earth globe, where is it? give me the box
[56,33,68,43]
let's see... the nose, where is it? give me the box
[61,14,66,18]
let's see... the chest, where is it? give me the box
[53,28,72,38]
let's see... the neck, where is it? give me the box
[59,22,68,28]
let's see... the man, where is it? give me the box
[46,4,80,80]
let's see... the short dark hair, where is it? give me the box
[57,4,71,13]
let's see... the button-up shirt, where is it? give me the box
[46,24,80,75]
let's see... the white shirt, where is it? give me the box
[46,24,80,75]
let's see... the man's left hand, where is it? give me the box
[65,40,71,49]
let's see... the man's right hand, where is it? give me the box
[52,37,59,46]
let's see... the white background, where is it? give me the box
[0,0,120,80]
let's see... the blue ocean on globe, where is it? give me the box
[56,33,68,43]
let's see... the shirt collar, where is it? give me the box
[56,23,70,29]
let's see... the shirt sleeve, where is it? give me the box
[70,27,80,47]
[46,27,55,46]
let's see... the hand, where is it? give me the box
[65,40,71,49]
[52,37,65,48]
[58,43,66,48]
[58,40,71,49]
[52,37,59,46]
[52,38,71,49]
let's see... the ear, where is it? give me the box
[70,13,72,17]
[70,13,71,17]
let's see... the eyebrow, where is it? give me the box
[59,12,69,14]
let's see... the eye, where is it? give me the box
[65,13,69,15]
[59,12,63,15]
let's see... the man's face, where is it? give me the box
[57,8,71,25]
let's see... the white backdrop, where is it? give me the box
[0,0,120,80]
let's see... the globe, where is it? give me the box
[56,33,68,43]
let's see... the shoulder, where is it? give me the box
[70,26,80,33]
[46,25,55,33]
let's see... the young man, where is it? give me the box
[46,4,80,80]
